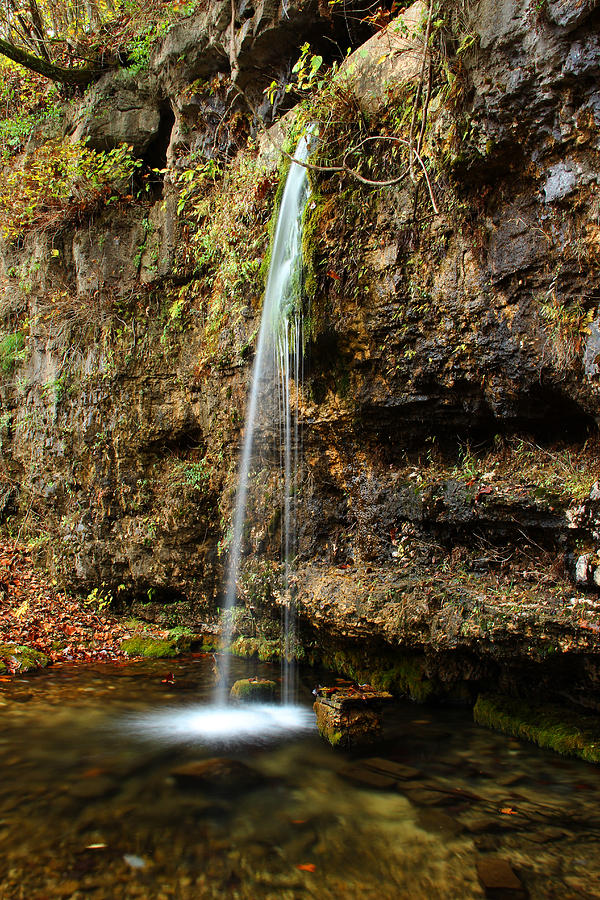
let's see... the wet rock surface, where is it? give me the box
[170,757,264,792]
[313,685,393,747]
[230,677,277,702]
[0,0,599,704]
[476,857,527,897]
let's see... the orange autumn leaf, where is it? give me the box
[296,864,316,872]
[500,807,518,815]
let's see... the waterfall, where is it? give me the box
[216,133,312,705]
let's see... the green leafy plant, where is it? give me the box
[173,148,276,370]
[0,138,141,240]
[0,60,62,159]
[0,332,26,373]
[539,290,595,370]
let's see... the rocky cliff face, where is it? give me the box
[1,0,600,702]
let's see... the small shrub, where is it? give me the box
[0,139,141,241]
[0,60,62,160]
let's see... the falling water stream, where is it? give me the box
[217,133,312,705]
[97,135,313,745]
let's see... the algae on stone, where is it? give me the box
[474,693,600,764]
[120,636,179,659]
[0,644,49,674]
[230,634,282,662]
[167,626,203,651]
[230,678,276,702]
[314,699,383,748]
[312,643,440,703]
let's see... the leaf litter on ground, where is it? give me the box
[0,538,159,669]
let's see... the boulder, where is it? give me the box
[313,687,392,748]
[0,644,49,674]
[338,1,427,115]
[71,74,162,154]
[314,699,383,748]
[230,678,277,702]
[170,757,263,792]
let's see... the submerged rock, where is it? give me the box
[170,757,264,792]
[68,775,119,801]
[340,763,397,790]
[230,678,277,702]
[476,857,526,897]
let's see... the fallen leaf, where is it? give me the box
[500,807,518,815]
[296,863,316,872]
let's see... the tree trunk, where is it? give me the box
[0,37,100,86]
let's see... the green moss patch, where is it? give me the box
[200,634,223,653]
[120,636,179,659]
[167,627,203,651]
[312,644,440,703]
[0,644,49,674]
[474,693,600,764]
[230,678,277,702]
[230,635,281,662]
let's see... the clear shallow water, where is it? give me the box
[1,655,600,899]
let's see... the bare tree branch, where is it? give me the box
[233,84,438,208]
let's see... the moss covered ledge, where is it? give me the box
[120,636,179,659]
[474,693,600,765]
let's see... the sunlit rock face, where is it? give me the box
[1,1,600,700]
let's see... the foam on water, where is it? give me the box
[125,703,315,746]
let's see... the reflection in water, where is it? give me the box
[1,655,600,899]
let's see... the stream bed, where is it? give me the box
[1,654,599,899]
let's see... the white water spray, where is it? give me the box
[216,134,312,704]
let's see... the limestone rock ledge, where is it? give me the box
[0,0,599,700]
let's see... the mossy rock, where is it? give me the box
[230,678,277,703]
[167,627,204,651]
[0,644,49,674]
[314,699,383,749]
[230,636,260,658]
[230,635,281,662]
[474,693,600,765]
[312,644,439,703]
[200,634,223,653]
[120,636,179,659]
